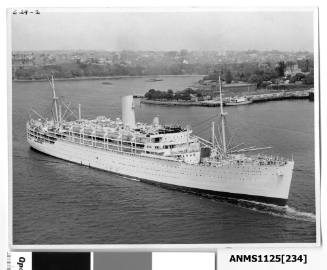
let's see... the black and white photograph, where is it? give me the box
[9,8,319,246]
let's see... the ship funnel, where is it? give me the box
[153,116,159,127]
[121,95,136,128]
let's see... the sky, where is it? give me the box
[11,10,314,52]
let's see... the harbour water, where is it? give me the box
[12,76,316,244]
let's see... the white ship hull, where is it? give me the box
[27,136,294,206]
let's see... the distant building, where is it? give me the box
[258,62,271,71]
[72,55,81,63]
[201,82,257,97]
[12,53,35,67]
[285,64,302,76]
[12,53,35,75]
[190,94,198,102]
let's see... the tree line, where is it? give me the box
[202,60,314,87]
[144,88,202,101]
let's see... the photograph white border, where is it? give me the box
[6,6,321,251]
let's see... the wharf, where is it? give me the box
[140,99,221,107]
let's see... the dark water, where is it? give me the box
[12,76,316,244]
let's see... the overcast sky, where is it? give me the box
[11,10,314,51]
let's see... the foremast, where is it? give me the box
[50,75,59,123]
[48,75,82,124]
[218,76,227,156]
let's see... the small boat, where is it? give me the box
[225,96,253,106]
[146,78,163,82]
[102,81,113,85]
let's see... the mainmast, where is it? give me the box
[211,121,215,148]
[50,75,59,122]
[218,76,227,155]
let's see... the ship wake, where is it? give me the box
[231,198,316,223]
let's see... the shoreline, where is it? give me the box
[13,74,205,82]
[140,89,313,107]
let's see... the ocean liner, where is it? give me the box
[26,76,294,206]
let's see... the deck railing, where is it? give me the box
[26,126,181,160]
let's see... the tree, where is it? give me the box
[167,89,174,100]
[290,73,306,82]
[303,71,314,85]
[225,70,233,84]
[248,74,263,87]
[239,72,245,81]
[304,59,310,72]
[275,61,286,77]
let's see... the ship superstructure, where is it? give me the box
[26,76,294,206]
